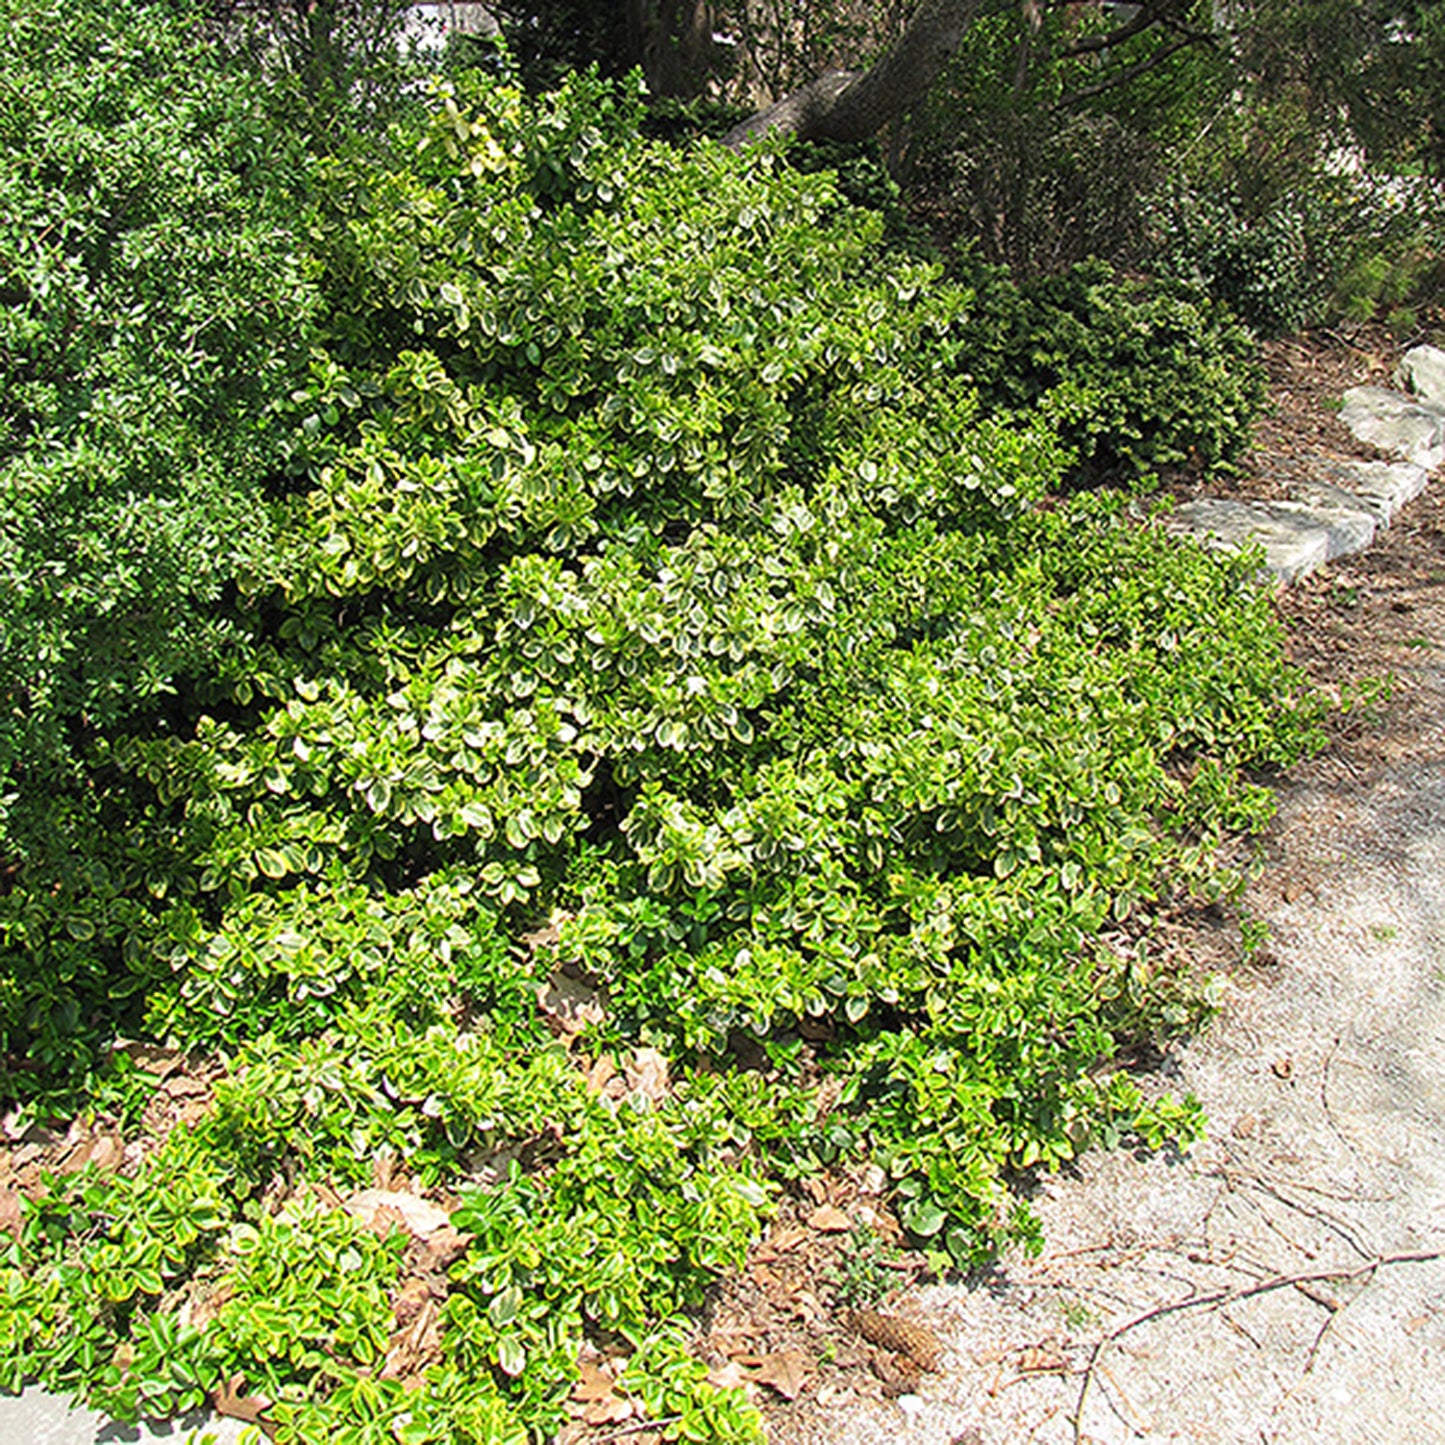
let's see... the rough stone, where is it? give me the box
[1339,385,1445,470]
[1284,474,1389,525]
[1397,343,1445,407]
[1166,498,1331,584]
[1321,458,1430,526]
[1265,498,1375,560]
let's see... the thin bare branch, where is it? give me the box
[1060,7,1161,58]
[1055,35,1196,110]
[1070,1249,1445,1444]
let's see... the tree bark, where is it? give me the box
[723,0,996,148]
[626,0,718,99]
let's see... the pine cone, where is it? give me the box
[848,1309,944,1370]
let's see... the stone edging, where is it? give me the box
[1164,343,1445,585]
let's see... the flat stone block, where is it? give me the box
[1266,498,1376,560]
[1340,386,1445,471]
[1321,458,1430,525]
[1398,344,1445,408]
[1166,498,1330,584]
[1286,474,1389,524]
[0,1389,252,1443]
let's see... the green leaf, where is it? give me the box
[496,1334,527,1378]
[255,849,290,880]
[901,1198,947,1238]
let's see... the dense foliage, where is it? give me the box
[0,0,318,814]
[0,7,1336,1440]
[903,1,1445,320]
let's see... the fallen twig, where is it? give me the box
[1217,1157,1377,1265]
[589,1415,683,1443]
[1313,326,1373,354]
[1070,1249,1444,1443]
[1319,1035,1367,1167]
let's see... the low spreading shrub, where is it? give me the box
[1,44,1323,1442]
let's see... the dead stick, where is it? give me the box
[1070,1249,1444,1444]
[590,1416,684,1443]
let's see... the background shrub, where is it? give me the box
[0,0,320,818]
[944,261,1266,478]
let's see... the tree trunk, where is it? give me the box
[724,0,995,147]
[626,0,718,99]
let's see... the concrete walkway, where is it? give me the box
[0,1393,250,1442]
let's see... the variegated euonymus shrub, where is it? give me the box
[2,36,1323,1443]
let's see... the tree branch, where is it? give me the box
[1061,8,1161,59]
[1055,34,1198,110]
[722,69,862,149]
[723,0,998,148]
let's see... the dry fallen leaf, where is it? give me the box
[706,1361,754,1394]
[584,1396,635,1426]
[391,1276,434,1325]
[624,1047,670,1103]
[416,1223,472,1272]
[539,965,605,1038]
[522,921,562,951]
[54,1119,126,1178]
[113,1041,186,1077]
[381,1295,442,1383]
[754,1224,808,1261]
[12,1133,64,1169]
[343,1188,450,1238]
[213,1375,274,1429]
[871,1349,921,1397]
[571,1361,620,1405]
[570,1360,635,1425]
[806,1202,851,1233]
[584,1055,617,1095]
[0,1186,24,1237]
[186,1281,234,1330]
[748,1349,813,1401]
[307,1181,344,1212]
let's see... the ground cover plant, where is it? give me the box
[0,15,1331,1440]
